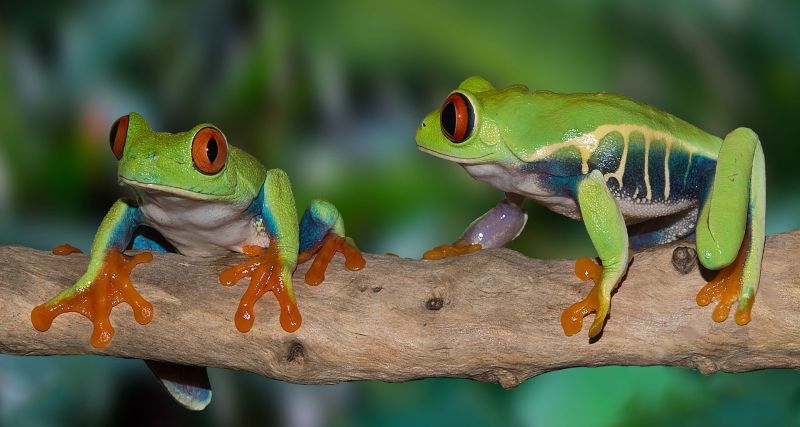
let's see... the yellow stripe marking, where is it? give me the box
[519,124,717,200]
[526,132,599,174]
[604,133,628,187]
[643,138,652,201]
[664,140,672,200]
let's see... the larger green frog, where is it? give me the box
[416,76,766,338]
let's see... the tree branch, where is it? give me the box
[2,231,800,388]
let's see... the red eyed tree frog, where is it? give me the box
[416,76,765,338]
[31,113,365,409]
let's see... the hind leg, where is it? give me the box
[695,128,766,325]
[628,208,698,251]
[298,198,365,285]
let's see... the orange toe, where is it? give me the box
[561,257,604,336]
[696,237,751,325]
[422,239,482,260]
[220,245,302,333]
[31,249,153,348]
[221,234,365,334]
[299,234,366,285]
[52,243,83,256]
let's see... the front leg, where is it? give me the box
[220,169,302,333]
[423,192,527,260]
[31,199,153,348]
[561,170,631,338]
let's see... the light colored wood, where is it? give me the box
[2,230,799,388]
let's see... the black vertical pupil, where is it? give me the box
[109,120,119,148]
[441,100,456,137]
[206,137,218,163]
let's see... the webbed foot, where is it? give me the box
[52,243,82,256]
[561,257,607,337]
[220,245,301,333]
[422,239,482,260]
[696,237,752,325]
[31,249,154,348]
[298,233,365,285]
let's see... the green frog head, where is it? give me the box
[111,112,263,202]
[415,76,529,165]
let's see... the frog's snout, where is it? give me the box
[416,110,441,149]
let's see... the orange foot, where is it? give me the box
[422,239,482,260]
[220,244,302,333]
[696,239,751,325]
[52,243,83,256]
[298,233,366,285]
[31,249,154,348]
[560,257,604,336]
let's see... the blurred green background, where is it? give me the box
[2,0,800,426]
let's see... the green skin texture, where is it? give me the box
[416,76,766,337]
[48,112,346,306]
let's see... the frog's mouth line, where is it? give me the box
[416,145,491,164]
[119,177,231,200]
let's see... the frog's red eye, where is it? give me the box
[109,115,129,160]
[192,127,228,174]
[440,93,474,143]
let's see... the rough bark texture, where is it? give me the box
[1,231,799,388]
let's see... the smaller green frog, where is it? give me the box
[416,77,765,338]
[32,113,365,408]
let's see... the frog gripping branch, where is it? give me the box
[30,113,365,409]
[16,79,773,409]
[417,76,766,338]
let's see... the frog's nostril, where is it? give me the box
[422,121,427,128]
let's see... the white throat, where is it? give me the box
[135,188,268,257]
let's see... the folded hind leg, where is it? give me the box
[298,198,365,285]
[695,128,766,325]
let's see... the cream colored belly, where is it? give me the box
[138,191,269,257]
